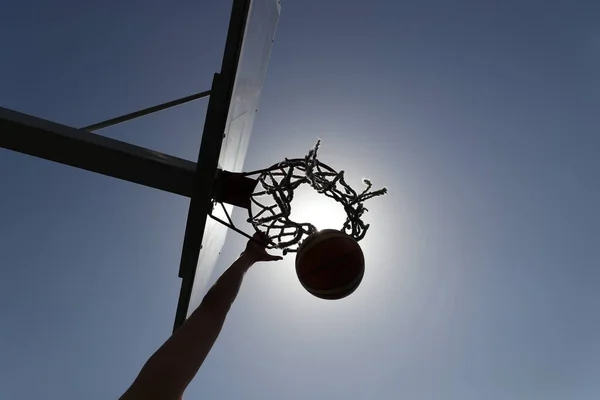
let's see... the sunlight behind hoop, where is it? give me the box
[290,186,348,231]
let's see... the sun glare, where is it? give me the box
[289,186,348,231]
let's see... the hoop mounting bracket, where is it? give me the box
[212,169,258,210]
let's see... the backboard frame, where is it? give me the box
[175,0,281,330]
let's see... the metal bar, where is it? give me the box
[0,106,197,197]
[207,213,255,242]
[173,0,253,332]
[220,202,235,226]
[208,210,275,248]
[174,73,229,331]
[81,90,211,132]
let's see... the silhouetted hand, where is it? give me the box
[243,232,283,263]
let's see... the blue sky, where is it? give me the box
[1,0,599,399]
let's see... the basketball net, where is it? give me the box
[248,140,387,253]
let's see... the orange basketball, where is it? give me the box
[295,229,365,300]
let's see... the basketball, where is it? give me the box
[295,229,365,300]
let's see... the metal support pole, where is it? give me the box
[81,90,211,132]
[0,107,197,197]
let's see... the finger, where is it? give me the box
[252,231,268,244]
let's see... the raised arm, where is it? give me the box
[120,234,281,400]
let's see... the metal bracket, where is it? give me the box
[207,201,274,248]
[208,202,252,241]
[212,169,259,210]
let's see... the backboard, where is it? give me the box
[174,0,281,330]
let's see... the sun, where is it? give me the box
[289,186,348,231]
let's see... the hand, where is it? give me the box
[242,232,283,263]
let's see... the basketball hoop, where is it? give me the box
[210,140,387,253]
[208,140,387,299]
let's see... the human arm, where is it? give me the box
[120,235,281,400]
